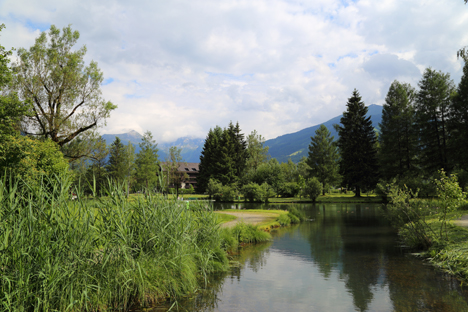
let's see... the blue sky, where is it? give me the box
[1,0,467,142]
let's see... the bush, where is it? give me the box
[180,184,195,195]
[277,214,291,226]
[207,178,223,198]
[278,182,300,197]
[214,184,237,202]
[241,182,264,202]
[303,177,322,202]
[288,206,306,222]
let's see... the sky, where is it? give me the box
[1,0,467,143]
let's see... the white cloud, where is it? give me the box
[1,0,467,143]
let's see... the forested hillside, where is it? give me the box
[265,104,383,163]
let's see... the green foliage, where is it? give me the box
[12,25,116,160]
[415,68,455,174]
[278,181,300,197]
[434,170,466,239]
[241,182,264,202]
[303,177,322,202]
[0,176,229,311]
[307,124,340,194]
[246,129,270,171]
[0,136,69,185]
[449,59,468,171]
[198,123,247,191]
[243,158,285,193]
[134,131,160,191]
[277,214,292,226]
[107,137,126,183]
[337,89,379,196]
[162,146,187,197]
[207,178,223,198]
[228,222,271,244]
[214,184,237,202]
[379,80,418,180]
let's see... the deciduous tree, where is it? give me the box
[12,25,116,160]
[134,131,160,191]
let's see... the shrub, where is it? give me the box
[207,178,223,198]
[278,182,300,197]
[214,184,237,202]
[277,214,291,226]
[303,177,322,202]
[241,182,264,202]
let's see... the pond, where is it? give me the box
[149,203,468,311]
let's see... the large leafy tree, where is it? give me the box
[12,25,117,160]
[337,89,378,197]
[415,68,455,174]
[307,124,340,195]
[379,80,418,180]
[246,129,270,172]
[134,131,160,191]
[449,60,468,171]
[162,146,187,197]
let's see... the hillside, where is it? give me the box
[264,104,383,163]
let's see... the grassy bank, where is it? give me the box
[0,176,230,311]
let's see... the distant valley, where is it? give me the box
[102,104,383,163]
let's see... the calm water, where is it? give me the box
[150,203,468,312]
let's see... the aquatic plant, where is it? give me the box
[0,174,228,311]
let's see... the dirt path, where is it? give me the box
[454,214,468,227]
[216,211,278,228]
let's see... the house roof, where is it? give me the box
[160,162,199,172]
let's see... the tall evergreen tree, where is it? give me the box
[379,80,418,180]
[337,89,378,197]
[307,124,340,195]
[415,68,455,174]
[230,121,247,178]
[217,127,237,185]
[449,60,468,171]
[134,131,160,190]
[198,126,223,192]
[107,137,126,183]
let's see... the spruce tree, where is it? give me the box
[107,137,126,184]
[198,126,223,192]
[449,60,468,171]
[415,68,455,174]
[307,124,340,195]
[337,89,378,197]
[379,80,417,180]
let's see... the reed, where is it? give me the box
[0,174,228,311]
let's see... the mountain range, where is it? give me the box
[101,104,383,163]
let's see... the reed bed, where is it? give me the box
[0,175,228,311]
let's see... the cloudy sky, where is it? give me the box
[1,0,467,143]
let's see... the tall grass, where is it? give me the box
[0,175,228,311]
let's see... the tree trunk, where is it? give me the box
[355,186,361,197]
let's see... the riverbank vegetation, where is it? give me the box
[382,170,468,281]
[0,175,230,311]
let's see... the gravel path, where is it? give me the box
[216,211,278,228]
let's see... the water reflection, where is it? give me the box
[149,203,468,311]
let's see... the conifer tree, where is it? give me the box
[415,68,455,174]
[336,89,378,197]
[107,137,126,184]
[307,124,340,195]
[379,80,418,180]
[449,60,468,171]
[198,126,223,192]
[134,131,160,191]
